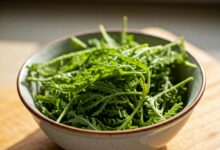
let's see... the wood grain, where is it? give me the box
[0,28,220,150]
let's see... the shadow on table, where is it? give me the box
[160,146,168,150]
[7,129,62,150]
[7,129,167,150]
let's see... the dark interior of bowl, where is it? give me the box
[18,31,204,114]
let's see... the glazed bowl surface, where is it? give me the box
[17,30,205,150]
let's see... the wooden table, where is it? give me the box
[1,28,220,150]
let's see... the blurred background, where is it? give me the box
[0,1,220,88]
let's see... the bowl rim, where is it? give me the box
[17,29,206,135]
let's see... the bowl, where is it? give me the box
[17,30,205,150]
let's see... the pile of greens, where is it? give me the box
[26,17,195,130]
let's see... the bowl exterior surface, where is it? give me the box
[32,111,192,150]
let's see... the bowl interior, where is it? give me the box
[18,31,204,124]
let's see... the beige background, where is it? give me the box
[0,41,38,89]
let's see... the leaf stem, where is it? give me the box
[154,77,193,99]
[71,36,88,49]
[73,115,98,130]
[56,98,75,123]
[121,16,127,45]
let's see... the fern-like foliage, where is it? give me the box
[26,16,195,131]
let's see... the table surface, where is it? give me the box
[0,28,220,150]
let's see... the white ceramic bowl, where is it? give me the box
[17,31,205,150]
